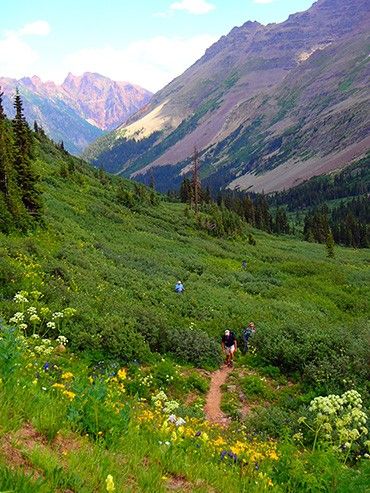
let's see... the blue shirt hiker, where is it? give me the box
[242,322,255,353]
[175,281,185,293]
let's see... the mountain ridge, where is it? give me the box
[84,0,370,192]
[0,73,152,154]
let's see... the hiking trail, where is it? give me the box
[204,366,233,426]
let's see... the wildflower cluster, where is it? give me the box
[299,390,369,461]
[152,391,180,415]
[9,291,76,338]
[137,394,278,481]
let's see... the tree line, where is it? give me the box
[304,199,369,248]
[177,151,369,248]
[270,155,369,211]
[0,89,42,233]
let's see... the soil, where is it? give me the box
[204,366,233,426]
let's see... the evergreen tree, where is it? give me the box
[274,207,290,234]
[326,230,335,258]
[0,94,27,232]
[0,88,5,121]
[242,196,255,225]
[248,233,256,246]
[202,185,212,204]
[191,147,201,213]
[97,166,109,185]
[12,89,42,219]
[179,177,192,203]
[255,194,272,232]
[149,171,155,190]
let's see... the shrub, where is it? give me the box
[242,375,274,401]
[244,405,300,439]
[0,323,24,383]
[254,321,370,391]
[99,316,151,363]
[185,371,209,394]
[152,359,179,388]
[168,327,223,368]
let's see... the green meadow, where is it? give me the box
[0,136,369,491]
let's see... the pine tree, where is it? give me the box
[149,170,155,190]
[179,177,192,203]
[0,88,5,121]
[274,207,290,234]
[248,233,256,246]
[97,166,108,185]
[242,196,255,225]
[326,230,335,258]
[191,147,201,214]
[0,90,26,231]
[12,89,42,219]
[202,185,211,204]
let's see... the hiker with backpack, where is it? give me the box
[221,329,237,367]
[242,322,256,354]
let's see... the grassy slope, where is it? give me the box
[1,137,369,358]
[0,138,369,491]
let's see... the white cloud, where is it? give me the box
[62,34,216,92]
[0,21,50,79]
[170,0,215,15]
[19,20,51,37]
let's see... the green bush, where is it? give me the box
[98,316,151,363]
[0,324,24,383]
[168,327,223,368]
[254,321,370,391]
[185,371,209,394]
[152,359,179,388]
[241,375,274,401]
[244,405,300,438]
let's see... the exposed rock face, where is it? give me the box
[85,0,370,192]
[61,72,152,130]
[0,73,152,154]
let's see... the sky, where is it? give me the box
[1,0,315,92]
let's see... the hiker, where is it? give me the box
[242,322,256,354]
[221,329,237,368]
[175,280,185,293]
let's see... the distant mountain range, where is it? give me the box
[0,73,152,154]
[84,0,370,193]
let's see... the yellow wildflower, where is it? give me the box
[117,368,127,380]
[212,436,226,448]
[201,432,209,442]
[52,383,66,390]
[63,390,76,400]
[269,450,279,461]
[61,372,74,380]
[105,474,115,492]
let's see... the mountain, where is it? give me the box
[84,0,370,192]
[61,72,152,131]
[0,73,152,155]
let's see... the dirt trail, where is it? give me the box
[204,366,233,426]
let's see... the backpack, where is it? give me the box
[243,327,253,339]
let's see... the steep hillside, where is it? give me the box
[84,0,370,192]
[0,132,369,491]
[0,73,152,154]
